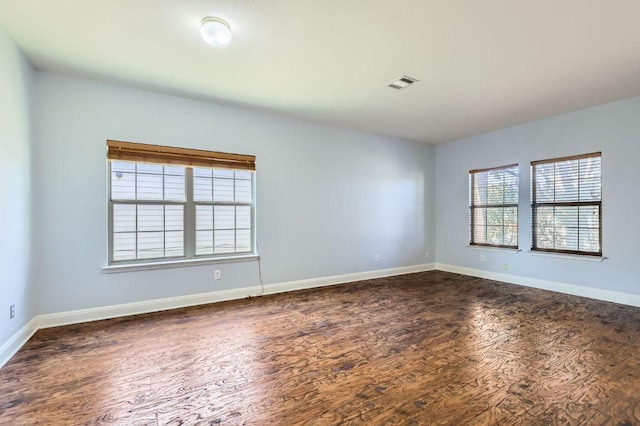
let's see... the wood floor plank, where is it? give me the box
[1,271,640,425]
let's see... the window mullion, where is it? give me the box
[184,167,195,258]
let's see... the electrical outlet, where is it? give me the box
[503,263,509,271]
[214,270,221,280]
[425,251,430,258]
[480,255,486,262]
[374,255,380,262]
[9,305,15,319]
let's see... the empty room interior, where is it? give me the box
[2,1,640,424]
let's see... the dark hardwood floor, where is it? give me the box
[1,271,640,425]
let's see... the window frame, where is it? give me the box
[107,162,188,264]
[469,163,519,249]
[191,168,255,258]
[107,160,256,267]
[530,152,602,257]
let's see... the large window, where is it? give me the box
[531,152,601,256]
[469,164,519,248]
[107,140,255,264]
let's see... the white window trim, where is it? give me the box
[102,254,259,273]
[528,250,605,262]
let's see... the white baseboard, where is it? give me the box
[263,263,436,294]
[36,285,264,330]
[436,263,640,308]
[0,318,38,370]
[0,263,435,369]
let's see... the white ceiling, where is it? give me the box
[1,0,640,144]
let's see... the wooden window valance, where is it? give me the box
[106,140,255,171]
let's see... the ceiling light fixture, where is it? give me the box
[200,17,232,47]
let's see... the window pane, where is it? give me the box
[235,177,252,203]
[196,205,213,230]
[113,232,136,261]
[487,225,504,246]
[164,171,185,202]
[534,163,554,203]
[472,173,487,205]
[473,226,487,244]
[215,206,235,230]
[534,206,555,249]
[504,226,518,246]
[137,172,163,200]
[486,208,504,226]
[111,162,136,200]
[555,226,578,251]
[138,205,164,232]
[194,175,213,202]
[235,171,252,180]
[164,165,183,176]
[504,207,517,227]
[112,161,136,173]
[137,232,164,259]
[236,229,251,252]
[503,170,518,204]
[137,163,163,174]
[165,205,183,231]
[194,167,213,178]
[214,230,235,253]
[579,177,601,202]
[579,205,599,228]
[236,206,251,229]
[554,161,579,202]
[214,169,234,179]
[196,230,214,256]
[165,231,184,257]
[213,177,234,202]
[579,228,600,252]
[486,171,504,204]
[113,204,136,232]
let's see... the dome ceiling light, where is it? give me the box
[200,17,232,47]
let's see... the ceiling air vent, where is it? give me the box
[387,75,418,90]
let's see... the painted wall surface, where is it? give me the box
[0,28,33,344]
[31,72,435,315]
[435,96,640,296]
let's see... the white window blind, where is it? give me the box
[531,152,601,256]
[469,164,519,248]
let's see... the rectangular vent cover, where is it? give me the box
[387,75,418,89]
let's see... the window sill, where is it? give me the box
[528,251,606,262]
[467,245,521,254]
[102,254,260,273]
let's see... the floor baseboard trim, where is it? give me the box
[36,285,264,330]
[436,263,640,308]
[1,263,435,369]
[0,318,39,370]
[263,263,436,295]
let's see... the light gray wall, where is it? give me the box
[435,96,640,296]
[32,72,436,315]
[0,28,33,344]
